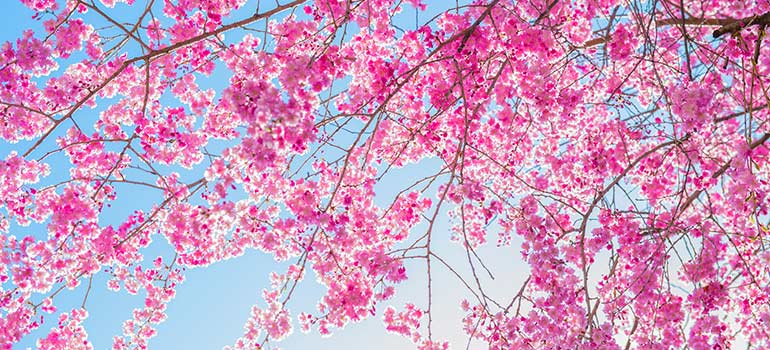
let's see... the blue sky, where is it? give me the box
[0,1,532,349]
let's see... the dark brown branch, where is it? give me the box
[712,12,770,38]
[715,104,768,123]
[677,133,770,213]
[457,0,501,53]
[581,17,734,48]
[534,0,559,25]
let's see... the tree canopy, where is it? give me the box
[1,0,770,349]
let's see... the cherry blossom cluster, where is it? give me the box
[2,0,770,349]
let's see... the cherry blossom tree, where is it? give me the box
[2,0,770,349]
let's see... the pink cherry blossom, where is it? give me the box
[2,0,770,349]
